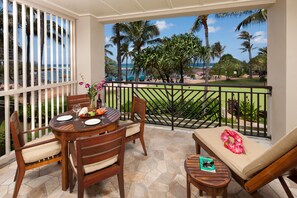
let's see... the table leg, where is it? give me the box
[187,174,191,198]
[61,139,69,191]
[222,188,228,198]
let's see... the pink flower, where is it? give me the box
[101,80,106,84]
[85,83,90,88]
[97,83,102,90]
[79,82,83,85]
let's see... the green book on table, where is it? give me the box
[199,156,216,173]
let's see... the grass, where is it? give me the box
[207,77,267,86]
[105,78,271,112]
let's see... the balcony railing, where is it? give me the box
[104,82,272,138]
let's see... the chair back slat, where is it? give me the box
[10,111,25,148]
[131,96,146,122]
[82,146,121,165]
[76,127,126,168]
[81,138,122,156]
[67,94,90,111]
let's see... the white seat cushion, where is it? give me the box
[119,120,141,137]
[70,154,118,174]
[194,126,267,180]
[22,133,61,164]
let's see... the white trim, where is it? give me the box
[13,0,77,21]
[13,1,19,112]
[56,16,60,114]
[22,4,28,141]
[44,12,49,133]
[3,0,10,155]
[0,81,77,97]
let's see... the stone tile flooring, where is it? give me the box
[0,125,296,198]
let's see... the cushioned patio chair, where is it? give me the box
[119,96,147,156]
[193,126,297,198]
[10,111,62,198]
[68,127,126,198]
[67,94,90,111]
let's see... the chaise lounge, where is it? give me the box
[193,126,297,197]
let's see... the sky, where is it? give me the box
[104,12,267,63]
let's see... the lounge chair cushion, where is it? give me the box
[70,154,118,174]
[119,120,140,137]
[194,126,267,180]
[22,133,61,164]
[243,127,297,177]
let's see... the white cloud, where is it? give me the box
[155,20,174,31]
[207,18,216,25]
[253,31,267,44]
[208,26,221,33]
[105,36,111,43]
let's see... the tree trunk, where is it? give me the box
[248,48,253,79]
[115,26,122,81]
[125,58,128,81]
[180,63,184,83]
[203,19,210,85]
[218,54,222,78]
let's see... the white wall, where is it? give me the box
[76,15,105,95]
[268,0,297,142]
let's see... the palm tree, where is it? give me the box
[217,9,267,32]
[121,20,159,81]
[238,31,255,79]
[111,23,126,81]
[104,43,113,57]
[258,46,267,55]
[190,15,211,84]
[198,46,210,77]
[235,9,267,31]
[121,42,131,81]
[211,42,226,78]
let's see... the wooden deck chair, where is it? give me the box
[67,94,90,111]
[193,126,297,198]
[119,96,147,156]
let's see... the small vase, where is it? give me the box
[89,98,96,111]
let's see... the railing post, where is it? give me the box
[219,86,222,127]
[171,84,174,131]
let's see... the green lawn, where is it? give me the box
[105,78,271,112]
[207,77,267,86]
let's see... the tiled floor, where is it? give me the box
[0,125,296,198]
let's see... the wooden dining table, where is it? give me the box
[49,107,121,191]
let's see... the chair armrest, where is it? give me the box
[22,126,50,134]
[119,120,142,128]
[15,138,58,151]
[69,141,77,167]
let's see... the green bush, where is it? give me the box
[239,98,258,122]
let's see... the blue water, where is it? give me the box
[117,63,215,81]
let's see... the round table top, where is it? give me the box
[184,154,231,188]
[49,107,121,133]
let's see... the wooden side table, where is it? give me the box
[184,155,231,198]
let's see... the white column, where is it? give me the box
[76,15,105,94]
[268,0,297,142]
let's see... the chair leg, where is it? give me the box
[139,136,147,156]
[77,182,84,198]
[278,176,294,198]
[13,168,25,198]
[117,172,125,198]
[69,165,74,193]
[133,139,136,144]
[14,168,18,182]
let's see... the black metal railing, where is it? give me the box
[104,82,272,138]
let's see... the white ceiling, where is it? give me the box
[27,0,275,23]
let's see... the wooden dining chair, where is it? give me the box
[10,111,62,198]
[68,127,126,198]
[119,96,147,156]
[67,94,90,110]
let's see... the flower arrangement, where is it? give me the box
[221,129,245,154]
[79,74,106,109]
